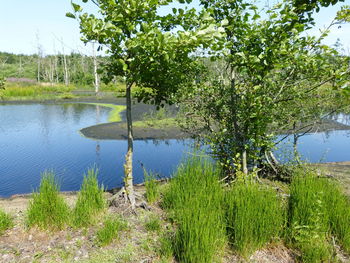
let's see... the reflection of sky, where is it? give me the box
[275,130,350,163]
[0,104,191,197]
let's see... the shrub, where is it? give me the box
[73,168,105,227]
[0,210,13,235]
[144,171,159,203]
[96,216,127,246]
[26,172,70,230]
[163,157,226,263]
[225,181,284,257]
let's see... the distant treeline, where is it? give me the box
[0,51,107,86]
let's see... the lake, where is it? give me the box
[0,103,191,197]
[0,103,349,197]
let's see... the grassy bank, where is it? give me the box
[0,82,76,100]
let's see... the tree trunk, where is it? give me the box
[242,149,248,175]
[92,43,99,95]
[124,82,136,209]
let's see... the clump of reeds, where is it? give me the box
[73,168,105,227]
[26,171,70,230]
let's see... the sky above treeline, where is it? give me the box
[0,0,349,56]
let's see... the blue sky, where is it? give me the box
[0,0,349,55]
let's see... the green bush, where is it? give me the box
[163,157,226,263]
[26,172,70,230]
[144,171,160,203]
[73,168,105,227]
[96,216,127,246]
[0,210,13,235]
[225,181,284,257]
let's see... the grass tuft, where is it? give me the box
[73,168,105,227]
[288,171,333,262]
[26,171,70,230]
[96,216,127,246]
[163,156,226,263]
[157,231,175,261]
[0,210,13,235]
[145,215,161,232]
[288,168,350,261]
[225,180,284,257]
[144,171,160,204]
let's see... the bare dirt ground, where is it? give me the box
[313,161,350,196]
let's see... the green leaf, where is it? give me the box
[72,3,82,12]
[66,12,76,19]
[221,19,229,26]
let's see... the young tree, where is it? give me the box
[68,0,211,208]
[180,0,350,176]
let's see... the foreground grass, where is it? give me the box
[26,172,70,230]
[0,209,12,235]
[144,171,160,204]
[288,169,350,262]
[73,168,105,227]
[163,157,226,263]
[226,181,284,257]
[96,216,127,246]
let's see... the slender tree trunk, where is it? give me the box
[242,149,248,175]
[92,43,99,94]
[63,53,69,86]
[124,82,136,209]
[37,57,41,83]
[293,122,301,164]
[61,40,69,86]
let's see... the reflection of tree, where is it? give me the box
[95,105,101,163]
[324,131,331,140]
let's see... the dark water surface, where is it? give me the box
[1,103,350,197]
[0,104,190,197]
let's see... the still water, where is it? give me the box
[0,103,191,197]
[0,103,349,197]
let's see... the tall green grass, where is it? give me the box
[288,172,332,262]
[163,157,226,263]
[325,180,350,253]
[225,181,284,257]
[144,171,160,204]
[0,210,13,235]
[73,168,105,227]
[26,172,70,230]
[289,169,350,261]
